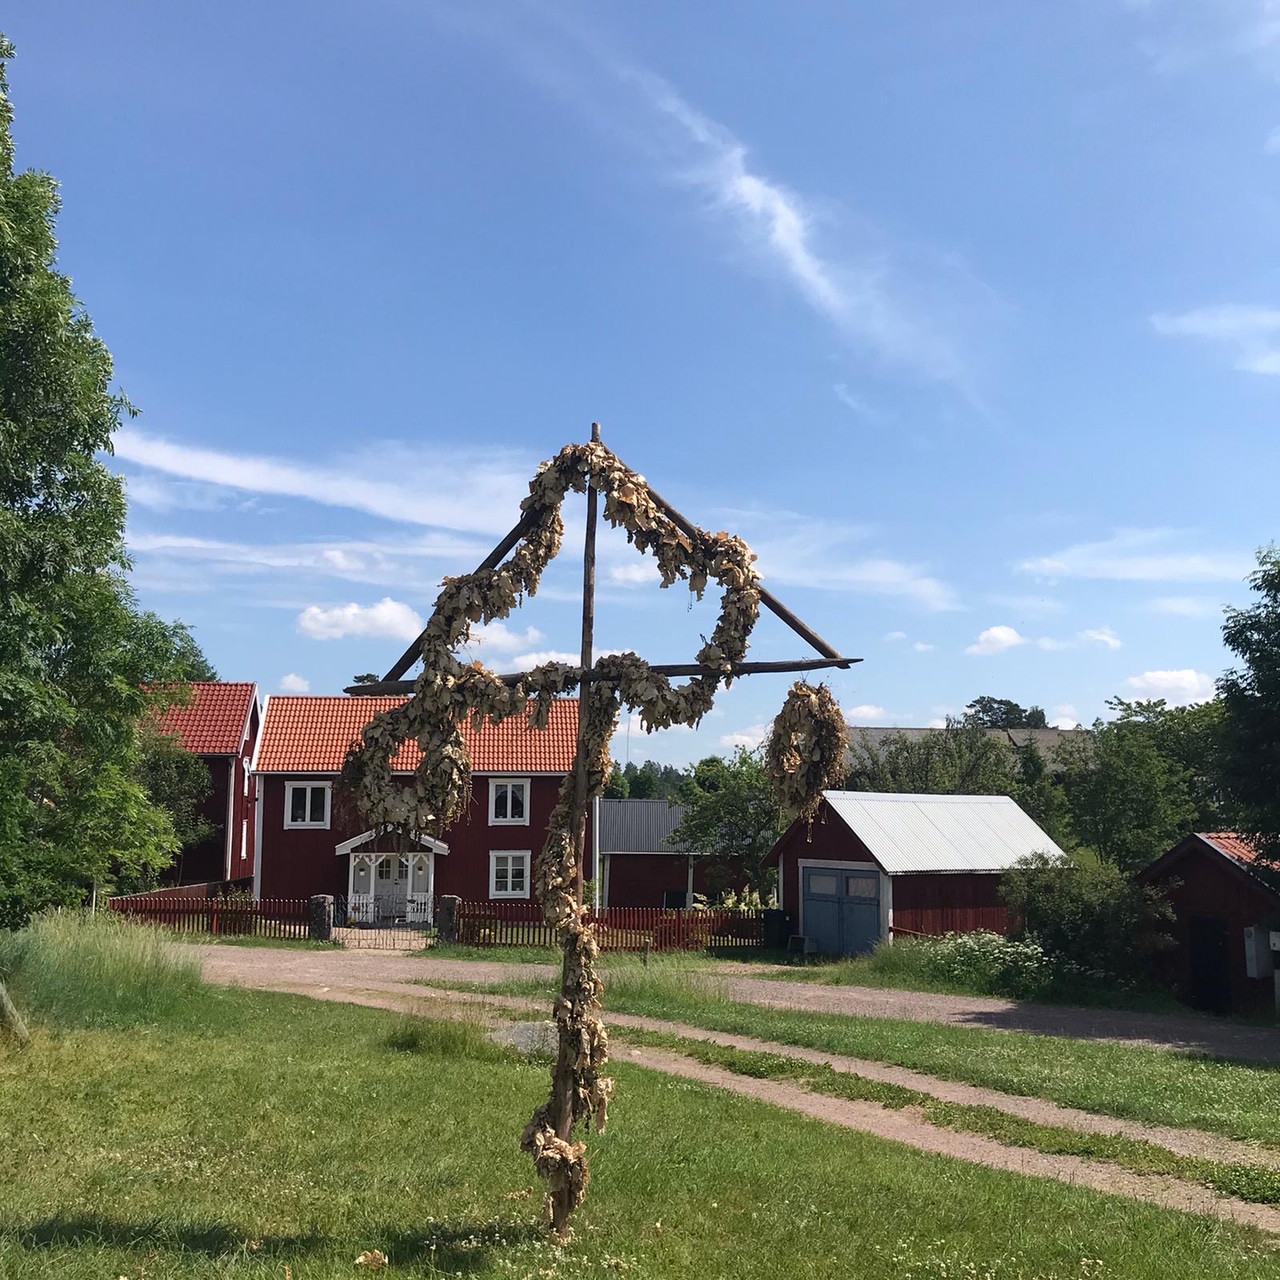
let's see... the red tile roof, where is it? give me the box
[255,696,579,775]
[1201,832,1264,866]
[155,682,257,757]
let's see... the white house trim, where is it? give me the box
[795,858,891,944]
[338,829,448,926]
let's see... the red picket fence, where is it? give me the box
[109,893,310,940]
[456,901,764,952]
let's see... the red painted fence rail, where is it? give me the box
[455,901,765,952]
[109,893,310,940]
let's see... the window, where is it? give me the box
[490,851,531,899]
[285,783,330,829]
[489,778,530,825]
[376,859,392,881]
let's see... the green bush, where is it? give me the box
[912,930,1054,1000]
[1000,851,1173,986]
[0,909,207,1029]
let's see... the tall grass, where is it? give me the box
[0,911,208,1030]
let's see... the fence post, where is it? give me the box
[308,895,334,942]
[438,895,461,944]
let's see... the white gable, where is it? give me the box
[822,792,1065,875]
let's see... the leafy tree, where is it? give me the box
[351,672,380,686]
[1058,722,1196,874]
[602,764,629,798]
[1107,696,1231,832]
[132,724,214,887]
[1010,740,1073,848]
[1001,852,1173,986]
[0,36,197,925]
[614,759,683,801]
[670,750,780,895]
[1218,545,1280,860]
[846,720,1015,795]
[964,696,1047,730]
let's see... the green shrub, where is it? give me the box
[1001,852,1173,986]
[913,930,1054,1000]
[0,909,207,1029]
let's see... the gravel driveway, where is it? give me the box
[197,944,1280,1061]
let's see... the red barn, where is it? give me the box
[251,695,580,923]
[767,792,1065,956]
[1137,832,1280,1014]
[154,681,260,885]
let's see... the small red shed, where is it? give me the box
[1137,832,1280,1014]
[251,694,580,924]
[766,792,1065,956]
[154,681,260,885]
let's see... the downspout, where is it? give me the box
[591,794,601,912]
[224,758,236,882]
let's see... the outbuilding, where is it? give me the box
[1137,832,1280,1014]
[766,791,1064,956]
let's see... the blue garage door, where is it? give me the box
[803,866,881,956]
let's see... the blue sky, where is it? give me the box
[7,1,1278,765]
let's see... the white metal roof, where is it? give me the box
[821,791,1065,875]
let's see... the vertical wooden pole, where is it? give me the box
[552,423,602,1176]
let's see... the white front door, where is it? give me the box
[407,852,434,924]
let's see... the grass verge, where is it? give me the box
[620,1028,1280,1207]
[420,969,1280,1147]
[2,968,1280,1276]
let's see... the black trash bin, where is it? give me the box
[762,908,792,951]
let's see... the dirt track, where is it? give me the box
[195,943,1280,1234]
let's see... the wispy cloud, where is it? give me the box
[1081,626,1123,650]
[1019,529,1250,583]
[833,384,878,419]
[844,703,890,724]
[720,722,769,749]
[966,625,1027,656]
[115,427,532,534]
[296,598,425,642]
[631,73,980,387]
[1125,668,1216,705]
[1151,305,1280,374]
[1150,595,1222,618]
[279,673,310,694]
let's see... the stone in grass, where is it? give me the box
[489,1020,559,1058]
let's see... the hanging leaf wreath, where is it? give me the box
[340,438,849,1234]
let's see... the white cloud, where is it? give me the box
[833,383,877,418]
[883,630,908,642]
[631,74,984,388]
[279,673,310,694]
[720,723,769,749]
[925,717,948,729]
[296,597,425,642]
[844,704,889,724]
[965,625,1027,656]
[511,649,581,668]
[1050,703,1080,730]
[1151,305,1280,374]
[1081,626,1123,650]
[623,711,694,737]
[1019,529,1249,583]
[1267,124,1280,153]
[114,427,531,534]
[1151,595,1222,618]
[1036,636,1072,652]
[1124,668,1217,705]
[608,562,661,586]
[912,641,935,652]
[465,622,546,654]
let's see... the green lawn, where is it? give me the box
[418,967,1280,1147]
[6,985,1280,1279]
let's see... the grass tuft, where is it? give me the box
[383,1014,508,1061]
[0,911,209,1030]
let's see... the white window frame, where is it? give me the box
[488,776,531,826]
[284,782,332,830]
[489,850,532,899]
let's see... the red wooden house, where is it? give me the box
[251,695,581,923]
[154,681,261,885]
[1137,832,1280,1013]
[767,791,1065,956]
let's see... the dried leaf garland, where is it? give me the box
[339,439,849,1232]
[765,681,850,830]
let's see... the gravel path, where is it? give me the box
[198,946,1280,1171]
[196,954,1280,1234]
[198,944,1280,1061]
